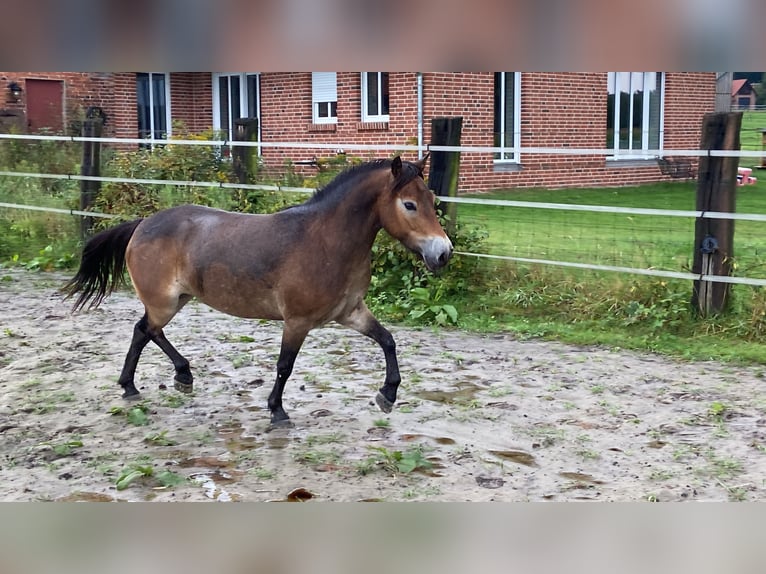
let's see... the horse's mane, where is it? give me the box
[299,158,423,209]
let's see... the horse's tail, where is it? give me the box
[61,218,143,312]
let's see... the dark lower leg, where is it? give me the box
[117,315,151,398]
[267,332,305,425]
[366,322,401,410]
[149,330,193,391]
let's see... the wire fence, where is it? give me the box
[2,132,766,287]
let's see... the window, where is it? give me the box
[361,72,389,122]
[312,72,337,123]
[136,73,170,141]
[493,72,521,162]
[607,72,664,157]
[213,73,260,142]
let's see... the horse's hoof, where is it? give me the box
[174,379,193,394]
[375,391,394,414]
[122,389,141,401]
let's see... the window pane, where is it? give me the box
[247,74,259,119]
[136,73,150,139]
[219,76,230,137]
[152,74,166,138]
[648,73,661,149]
[381,72,389,115]
[330,101,337,117]
[493,72,502,147]
[618,76,630,150]
[503,72,515,154]
[367,72,379,116]
[318,102,328,117]
[231,75,241,122]
[607,72,618,149]
[631,77,644,150]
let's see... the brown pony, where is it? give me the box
[63,156,453,426]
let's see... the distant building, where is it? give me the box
[732,78,758,110]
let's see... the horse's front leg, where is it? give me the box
[267,324,309,427]
[339,303,401,413]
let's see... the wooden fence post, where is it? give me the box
[428,117,462,235]
[691,111,742,316]
[80,117,103,239]
[233,118,259,184]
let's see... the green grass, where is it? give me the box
[457,176,766,279]
[740,110,766,152]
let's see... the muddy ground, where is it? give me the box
[1,268,766,502]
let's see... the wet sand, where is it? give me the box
[1,268,766,501]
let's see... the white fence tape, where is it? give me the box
[2,133,765,287]
[1,132,766,159]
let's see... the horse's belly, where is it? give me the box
[193,271,284,320]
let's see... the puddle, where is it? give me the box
[400,433,456,446]
[266,436,290,449]
[225,436,260,452]
[55,492,118,502]
[559,472,605,485]
[414,381,483,404]
[191,472,240,502]
[179,456,233,469]
[489,450,538,467]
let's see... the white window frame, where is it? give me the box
[493,72,522,163]
[312,72,337,124]
[212,72,261,145]
[361,72,389,123]
[136,72,171,142]
[607,72,665,160]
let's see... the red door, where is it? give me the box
[26,79,64,133]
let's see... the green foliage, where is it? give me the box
[0,134,82,265]
[109,402,151,426]
[367,215,488,327]
[94,126,233,225]
[364,445,433,475]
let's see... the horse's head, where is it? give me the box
[378,155,453,271]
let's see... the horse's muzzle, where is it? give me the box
[420,236,454,271]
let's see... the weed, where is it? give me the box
[144,431,177,446]
[364,445,433,475]
[249,467,276,480]
[159,393,191,408]
[304,433,344,447]
[372,419,391,428]
[294,448,342,466]
[109,402,151,426]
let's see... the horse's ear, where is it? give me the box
[391,155,402,178]
[414,153,430,176]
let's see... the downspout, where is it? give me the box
[417,72,423,159]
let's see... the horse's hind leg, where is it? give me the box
[117,314,152,399]
[339,303,401,413]
[116,299,192,398]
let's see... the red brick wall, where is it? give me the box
[0,72,717,191]
[0,72,115,135]
[258,72,716,192]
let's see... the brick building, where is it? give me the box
[0,72,716,192]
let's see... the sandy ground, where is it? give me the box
[1,268,766,502]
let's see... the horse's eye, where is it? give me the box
[403,201,417,212]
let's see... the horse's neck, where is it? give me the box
[302,186,383,256]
